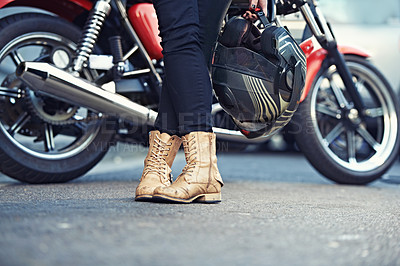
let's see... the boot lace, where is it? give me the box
[143,135,172,184]
[181,135,197,177]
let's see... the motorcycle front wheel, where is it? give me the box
[0,13,114,183]
[292,55,400,185]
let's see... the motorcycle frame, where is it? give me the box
[294,0,370,112]
[113,0,162,85]
[300,42,370,103]
[0,0,162,85]
[0,0,372,143]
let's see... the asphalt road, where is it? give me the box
[1,144,399,266]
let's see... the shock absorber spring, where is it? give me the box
[73,0,111,73]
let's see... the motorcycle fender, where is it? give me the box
[128,3,163,60]
[300,45,371,102]
[0,0,92,21]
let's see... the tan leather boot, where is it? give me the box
[135,130,182,201]
[153,131,223,203]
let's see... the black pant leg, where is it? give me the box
[198,0,232,67]
[153,77,179,135]
[152,0,213,135]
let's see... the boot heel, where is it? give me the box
[196,193,221,203]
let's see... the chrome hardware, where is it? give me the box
[299,4,334,42]
[88,55,114,70]
[51,48,71,69]
[16,62,157,125]
[213,127,270,143]
[73,0,111,72]
[211,103,271,143]
[114,0,162,85]
[0,87,23,98]
[122,45,138,62]
[122,69,151,77]
[15,61,270,143]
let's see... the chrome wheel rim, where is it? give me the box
[0,32,101,160]
[310,61,398,172]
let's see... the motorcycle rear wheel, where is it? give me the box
[293,55,400,185]
[0,13,114,183]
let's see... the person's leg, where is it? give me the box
[135,130,182,201]
[153,78,179,136]
[152,0,212,136]
[153,131,224,203]
[137,0,208,201]
[137,0,230,202]
[198,0,232,67]
[153,0,231,136]
[151,0,227,203]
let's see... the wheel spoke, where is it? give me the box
[44,123,55,152]
[356,126,381,151]
[346,130,357,164]
[323,122,345,146]
[316,103,340,118]
[8,112,31,136]
[122,44,138,61]
[330,78,350,108]
[355,77,365,89]
[9,51,24,66]
[364,107,384,118]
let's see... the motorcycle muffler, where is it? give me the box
[16,62,157,125]
[16,62,268,143]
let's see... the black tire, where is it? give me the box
[0,13,114,183]
[293,55,400,185]
[398,87,400,160]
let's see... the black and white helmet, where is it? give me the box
[212,16,306,138]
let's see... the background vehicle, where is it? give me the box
[0,0,398,184]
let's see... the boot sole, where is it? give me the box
[152,192,221,204]
[135,194,154,202]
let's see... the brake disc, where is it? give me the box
[25,89,80,125]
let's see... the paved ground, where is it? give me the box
[1,144,399,266]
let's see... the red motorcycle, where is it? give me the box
[0,0,398,185]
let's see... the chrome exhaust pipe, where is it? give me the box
[213,127,270,143]
[16,62,269,143]
[211,103,270,143]
[16,62,157,125]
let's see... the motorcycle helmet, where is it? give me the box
[212,16,306,139]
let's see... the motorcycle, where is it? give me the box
[0,0,398,185]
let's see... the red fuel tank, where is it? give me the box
[128,3,163,60]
